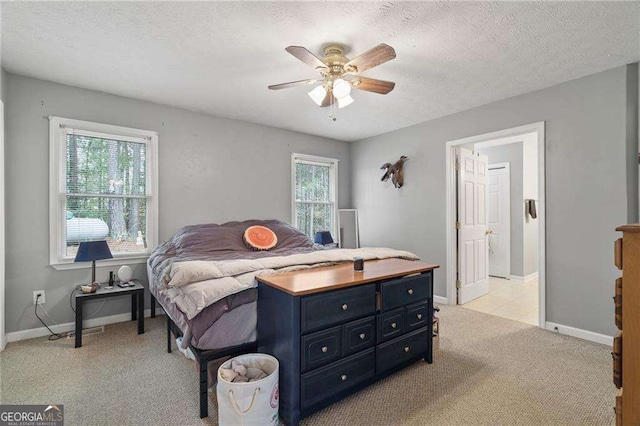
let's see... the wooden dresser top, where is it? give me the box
[617,224,640,233]
[256,258,439,296]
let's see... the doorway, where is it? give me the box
[487,163,511,279]
[445,122,546,327]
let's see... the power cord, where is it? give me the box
[70,288,76,313]
[34,294,66,341]
[36,290,109,341]
[39,303,60,327]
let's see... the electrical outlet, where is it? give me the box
[33,290,45,305]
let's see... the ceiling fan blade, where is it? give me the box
[344,43,396,74]
[349,76,396,94]
[285,46,328,71]
[268,79,322,90]
[320,91,334,107]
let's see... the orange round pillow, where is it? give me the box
[243,226,278,251]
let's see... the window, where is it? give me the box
[49,117,158,268]
[292,153,338,241]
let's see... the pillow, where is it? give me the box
[243,226,278,251]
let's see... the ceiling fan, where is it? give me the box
[268,43,396,119]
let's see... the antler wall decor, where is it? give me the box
[380,156,408,188]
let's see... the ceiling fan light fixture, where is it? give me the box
[337,94,354,109]
[308,86,327,106]
[270,43,396,116]
[332,78,352,99]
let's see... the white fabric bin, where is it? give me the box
[217,353,279,426]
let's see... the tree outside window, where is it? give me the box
[292,154,338,241]
[49,117,158,266]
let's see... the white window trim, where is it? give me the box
[291,153,339,243]
[48,116,159,270]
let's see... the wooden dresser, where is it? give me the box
[257,258,439,426]
[614,224,640,425]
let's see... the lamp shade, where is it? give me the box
[332,79,352,99]
[314,231,334,245]
[337,94,354,109]
[308,86,327,106]
[74,240,113,262]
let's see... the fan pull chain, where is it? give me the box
[329,92,337,121]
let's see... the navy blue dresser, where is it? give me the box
[257,258,438,425]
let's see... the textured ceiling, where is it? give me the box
[2,1,639,141]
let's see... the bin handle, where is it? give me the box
[229,387,261,416]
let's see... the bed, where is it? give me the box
[146,219,418,418]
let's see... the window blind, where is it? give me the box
[62,132,149,259]
[294,161,334,239]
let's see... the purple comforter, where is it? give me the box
[148,220,323,347]
[148,219,321,283]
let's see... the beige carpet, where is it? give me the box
[0,306,615,425]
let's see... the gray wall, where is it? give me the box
[476,143,524,277]
[352,65,637,336]
[0,68,6,102]
[628,63,639,222]
[0,3,4,102]
[4,73,351,334]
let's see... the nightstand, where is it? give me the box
[74,280,144,348]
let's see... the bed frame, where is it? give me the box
[152,295,258,418]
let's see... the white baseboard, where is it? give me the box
[510,272,539,283]
[545,321,613,346]
[6,309,165,344]
[433,295,448,305]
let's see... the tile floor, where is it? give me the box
[461,276,538,325]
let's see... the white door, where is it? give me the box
[457,147,489,304]
[487,164,511,278]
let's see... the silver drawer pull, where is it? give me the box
[359,333,366,340]
[404,346,410,353]
[417,314,423,320]
[391,322,397,329]
[342,304,348,311]
[407,289,414,295]
[341,374,347,381]
[321,346,328,353]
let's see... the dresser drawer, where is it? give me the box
[377,327,429,375]
[301,326,342,373]
[614,238,623,270]
[614,277,622,330]
[301,348,375,411]
[616,388,623,426]
[613,330,622,389]
[342,316,376,357]
[301,284,376,333]
[377,308,405,343]
[406,302,429,331]
[380,273,431,311]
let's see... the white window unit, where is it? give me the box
[291,153,339,242]
[49,117,158,270]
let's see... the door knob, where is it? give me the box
[485,230,493,235]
